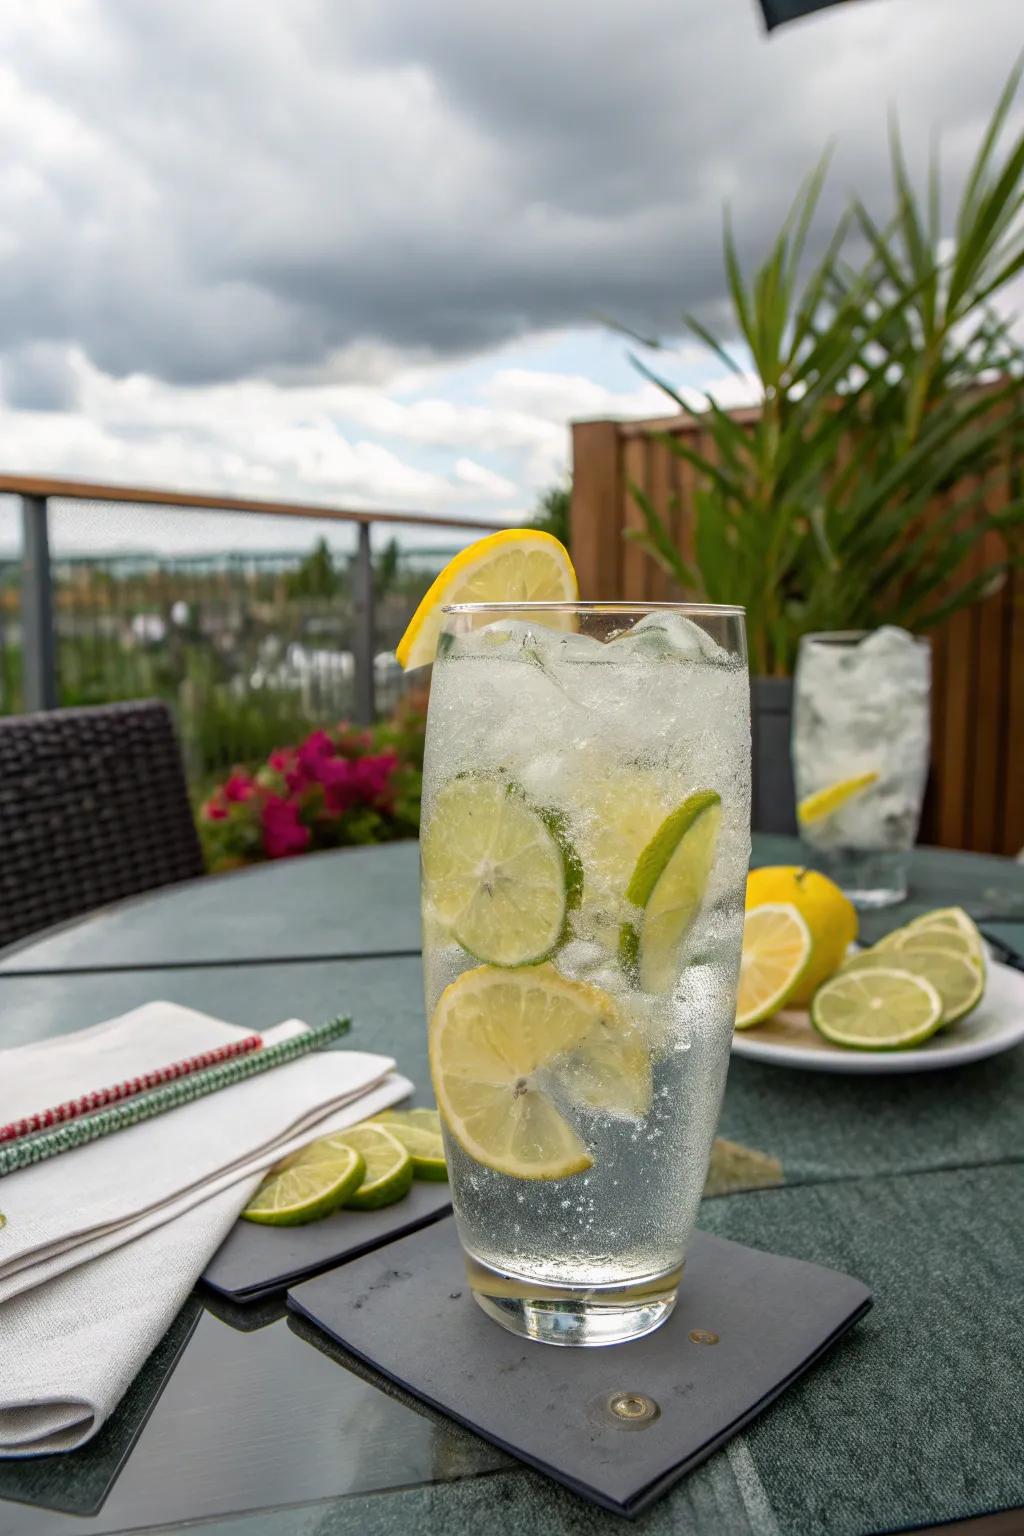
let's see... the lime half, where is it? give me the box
[421,776,580,966]
[242,1142,365,1226]
[371,1110,448,1180]
[811,967,942,1050]
[621,789,722,993]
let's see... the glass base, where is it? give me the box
[465,1253,682,1347]
[802,845,909,909]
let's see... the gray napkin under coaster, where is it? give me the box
[202,1181,452,1302]
[288,1216,871,1518]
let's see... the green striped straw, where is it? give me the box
[0,1015,351,1179]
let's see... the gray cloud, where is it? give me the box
[0,0,1020,385]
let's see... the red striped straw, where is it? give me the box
[0,1033,263,1144]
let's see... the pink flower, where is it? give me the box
[261,794,311,859]
[202,799,228,822]
[223,772,257,803]
[268,748,295,773]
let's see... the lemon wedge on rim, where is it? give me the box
[396,529,578,671]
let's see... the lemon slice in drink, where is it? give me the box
[797,770,880,825]
[396,529,578,671]
[429,964,650,1179]
[842,946,984,1028]
[811,967,943,1049]
[370,1110,448,1180]
[421,776,580,966]
[242,1143,365,1226]
[734,903,812,1028]
[620,790,722,993]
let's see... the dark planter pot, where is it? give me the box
[751,676,798,835]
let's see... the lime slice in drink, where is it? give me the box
[811,967,943,1049]
[429,963,650,1179]
[573,768,674,946]
[242,1142,365,1226]
[421,776,580,966]
[370,1110,448,1180]
[735,903,812,1028]
[620,790,722,993]
[842,946,984,1028]
[797,770,880,825]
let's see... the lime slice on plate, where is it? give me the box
[370,1110,448,1180]
[842,946,984,1028]
[242,1142,365,1226]
[797,770,880,825]
[896,929,975,961]
[429,963,650,1179]
[620,789,722,993]
[811,967,943,1049]
[421,776,580,966]
[735,903,812,1028]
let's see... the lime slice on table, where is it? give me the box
[370,1110,448,1180]
[429,964,651,1179]
[242,1142,365,1226]
[811,967,943,1050]
[421,776,581,966]
[396,529,577,671]
[842,946,984,1028]
[337,1124,415,1208]
[797,770,880,825]
[620,790,722,993]
[735,903,812,1028]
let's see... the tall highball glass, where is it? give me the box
[419,603,750,1346]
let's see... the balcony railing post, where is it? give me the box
[20,495,58,711]
[352,521,376,725]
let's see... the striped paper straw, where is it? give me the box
[0,1034,264,1144]
[0,1016,351,1179]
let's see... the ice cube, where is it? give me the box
[608,612,732,666]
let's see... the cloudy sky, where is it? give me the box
[0,0,1020,554]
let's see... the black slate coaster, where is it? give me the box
[288,1216,871,1518]
[202,1181,452,1302]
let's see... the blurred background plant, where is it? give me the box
[624,60,1024,677]
[197,686,427,872]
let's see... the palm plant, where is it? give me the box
[624,63,1024,677]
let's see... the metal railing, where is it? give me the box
[0,474,505,783]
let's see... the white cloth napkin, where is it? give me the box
[0,1002,412,1456]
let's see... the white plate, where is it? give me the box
[730,958,1024,1074]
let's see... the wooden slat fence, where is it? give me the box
[570,412,1024,857]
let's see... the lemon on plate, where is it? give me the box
[396,529,578,671]
[745,866,856,1005]
[620,790,722,993]
[796,770,880,825]
[429,964,651,1179]
[735,903,813,1028]
[420,775,581,966]
[811,967,943,1050]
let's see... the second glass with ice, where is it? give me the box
[420,601,751,1346]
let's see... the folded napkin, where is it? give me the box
[0,1002,411,1455]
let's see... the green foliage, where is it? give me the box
[623,62,1024,676]
[285,538,342,599]
[532,484,572,548]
